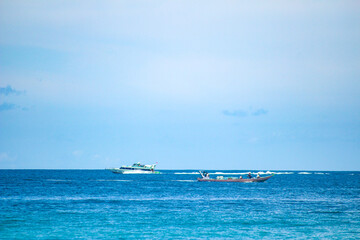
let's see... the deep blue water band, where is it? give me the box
[1,170,359,239]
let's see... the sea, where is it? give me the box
[1,170,359,239]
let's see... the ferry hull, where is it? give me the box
[197,175,273,182]
[106,168,161,174]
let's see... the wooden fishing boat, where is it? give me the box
[197,175,273,182]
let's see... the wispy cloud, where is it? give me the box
[252,108,268,116]
[222,110,247,117]
[0,85,24,96]
[0,102,17,111]
[0,86,27,112]
[0,102,28,112]
[223,108,268,118]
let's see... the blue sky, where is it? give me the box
[0,0,359,170]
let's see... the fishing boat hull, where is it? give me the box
[197,175,273,182]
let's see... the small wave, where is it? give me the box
[171,180,197,182]
[174,172,199,175]
[93,180,132,182]
[270,172,294,175]
[46,179,73,182]
[256,171,293,175]
[314,172,329,175]
[298,172,312,174]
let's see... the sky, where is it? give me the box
[0,0,359,170]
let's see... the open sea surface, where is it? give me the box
[1,170,359,239]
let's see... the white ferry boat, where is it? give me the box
[107,162,160,174]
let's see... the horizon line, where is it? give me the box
[0,168,359,172]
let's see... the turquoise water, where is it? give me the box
[1,170,359,239]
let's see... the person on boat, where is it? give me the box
[257,173,260,178]
[240,176,243,179]
[248,172,252,179]
[200,171,208,179]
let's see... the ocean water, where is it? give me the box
[1,170,359,239]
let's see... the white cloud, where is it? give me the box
[0,153,15,162]
[248,137,259,143]
[72,150,83,157]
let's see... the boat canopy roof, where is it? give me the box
[120,162,156,169]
